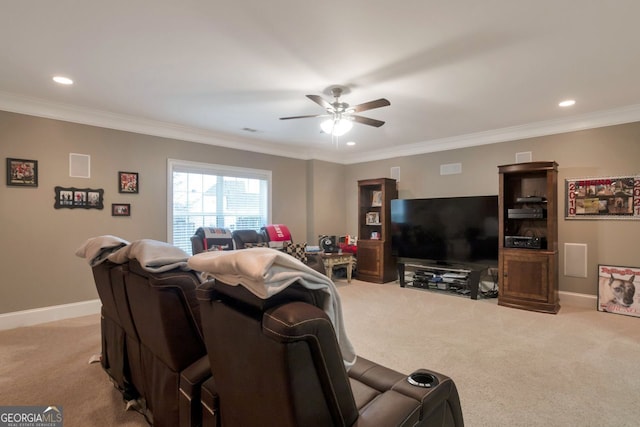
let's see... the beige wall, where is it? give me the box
[2,109,640,314]
[305,160,347,243]
[345,122,640,296]
[0,111,310,313]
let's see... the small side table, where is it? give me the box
[319,252,355,283]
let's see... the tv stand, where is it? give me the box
[398,261,483,300]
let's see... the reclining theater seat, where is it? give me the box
[80,237,213,427]
[262,224,325,274]
[197,279,464,427]
[90,259,142,401]
[116,240,212,427]
[231,229,267,249]
[76,236,142,401]
[190,227,234,255]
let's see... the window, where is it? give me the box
[168,159,271,253]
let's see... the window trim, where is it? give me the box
[167,158,272,246]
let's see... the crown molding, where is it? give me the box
[2,90,640,165]
[337,103,640,164]
[0,91,316,161]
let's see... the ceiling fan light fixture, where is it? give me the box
[321,117,353,136]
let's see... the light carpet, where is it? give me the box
[340,280,640,427]
[1,279,639,426]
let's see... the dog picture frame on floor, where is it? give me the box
[597,264,640,318]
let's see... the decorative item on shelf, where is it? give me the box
[319,235,338,253]
[371,190,383,207]
[597,264,639,318]
[118,171,139,194]
[339,235,357,245]
[365,212,380,225]
[6,158,38,187]
[565,175,639,219]
[54,186,104,209]
[370,231,380,240]
[112,203,131,217]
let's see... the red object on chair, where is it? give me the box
[262,224,292,243]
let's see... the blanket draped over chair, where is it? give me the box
[77,236,356,369]
[76,236,191,273]
[188,247,357,369]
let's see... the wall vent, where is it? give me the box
[515,151,532,163]
[440,163,462,175]
[69,153,90,178]
[564,243,588,278]
[390,166,400,182]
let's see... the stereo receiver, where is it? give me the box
[507,208,546,219]
[505,236,545,249]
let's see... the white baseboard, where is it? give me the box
[559,291,597,310]
[0,291,597,331]
[0,299,101,331]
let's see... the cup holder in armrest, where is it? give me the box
[407,371,439,388]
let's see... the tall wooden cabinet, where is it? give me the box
[357,178,398,283]
[498,161,560,313]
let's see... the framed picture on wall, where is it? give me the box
[112,203,131,217]
[565,175,640,219]
[119,171,139,193]
[6,158,38,187]
[54,186,104,209]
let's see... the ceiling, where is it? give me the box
[2,1,640,164]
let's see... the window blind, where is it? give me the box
[168,159,271,254]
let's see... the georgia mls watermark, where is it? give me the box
[0,406,63,427]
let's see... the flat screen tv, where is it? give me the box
[391,195,499,266]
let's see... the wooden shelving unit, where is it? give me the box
[357,178,398,283]
[498,161,560,314]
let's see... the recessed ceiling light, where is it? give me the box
[53,76,73,85]
[346,141,356,146]
[558,99,575,107]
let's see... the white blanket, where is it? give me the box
[75,235,129,266]
[188,248,356,369]
[107,239,192,273]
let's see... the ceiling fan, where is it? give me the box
[280,86,390,135]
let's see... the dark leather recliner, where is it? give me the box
[123,259,211,427]
[83,238,212,427]
[196,279,464,427]
[90,260,142,401]
[261,224,325,274]
[231,229,267,249]
[190,227,234,255]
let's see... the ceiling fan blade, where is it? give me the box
[280,114,324,120]
[352,115,386,127]
[350,98,390,113]
[306,94,334,110]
